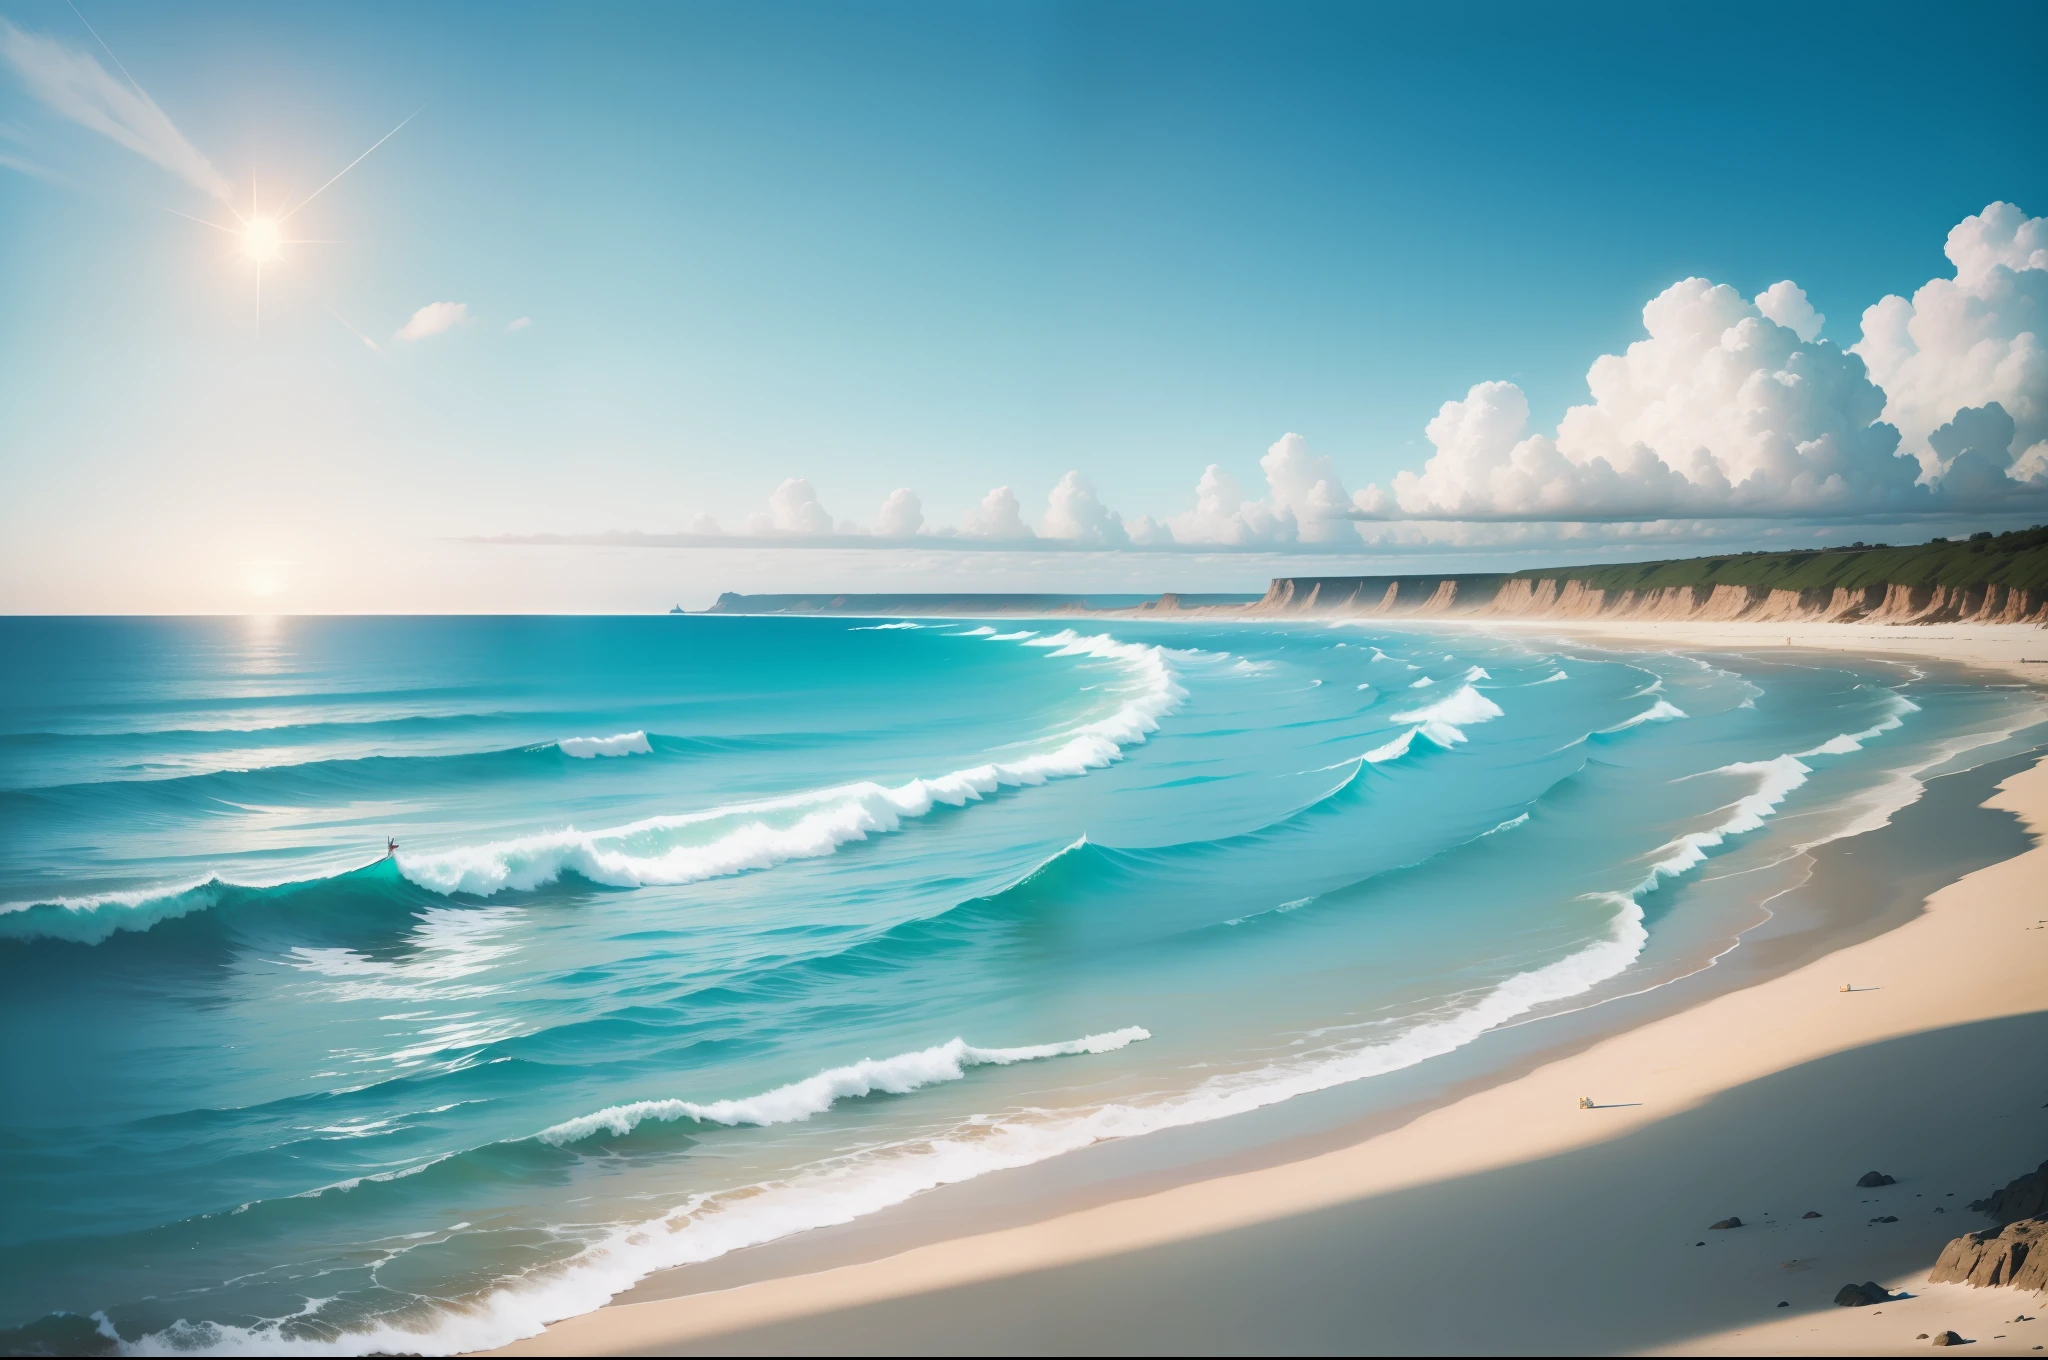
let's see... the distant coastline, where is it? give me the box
[697,527,2048,628]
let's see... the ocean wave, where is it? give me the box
[555,731,651,758]
[538,1027,1151,1145]
[1796,691,1920,757]
[1606,699,1689,731]
[395,630,1181,896]
[1384,683,1506,749]
[1643,755,1811,883]
[851,621,924,630]
[121,869,1665,1358]
[0,862,435,947]
[5,631,1181,938]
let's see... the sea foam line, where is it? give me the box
[538,1027,1151,1145]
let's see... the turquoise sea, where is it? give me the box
[0,615,2039,1355]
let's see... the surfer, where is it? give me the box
[386,837,399,859]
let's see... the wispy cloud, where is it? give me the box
[507,316,532,332]
[396,301,469,342]
[0,19,231,200]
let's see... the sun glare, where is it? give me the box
[243,216,282,263]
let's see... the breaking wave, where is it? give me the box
[555,731,651,758]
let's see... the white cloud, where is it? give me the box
[396,301,470,342]
[1041,471,1129,546]
[1852,201,2047,479]
[507,316,532,332]
[960,485,1032,539]
[686,512,721,535]
[1753,280,1823,342]
[0,20,231,200]
[1168,434,1364,545]
[1359,255,2048,521]
[746,478,835,535]
[876,488,923,538]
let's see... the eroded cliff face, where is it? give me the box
[1249,576,2048,625]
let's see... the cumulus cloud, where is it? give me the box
[1169,434,1365,545]
[1853,201,2047,479]
[746,478,835,535]
[960,485,1032,540]
[396,301,470,342]
[876,487,923,537]
[1753,280,1824,342]
[1362,238,2048,522]
[0,20,232,200]
[1041,471,1129,546]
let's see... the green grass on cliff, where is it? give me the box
[1515,525,2048,595]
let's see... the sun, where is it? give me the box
[242,216,283,264]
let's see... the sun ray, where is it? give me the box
[321,302,384,354]
[160,204,237,235]
[280,105,425,223]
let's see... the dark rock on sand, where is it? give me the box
[1835,1281,1893,1307]
[1803,1210,1823,1218]
[1971,1160,2048,1221]
[1932,1330,1964,1346]
[1710,1217,1742,1229]
[1859,1171,1898,1188]
[1930,1217,2048,1291]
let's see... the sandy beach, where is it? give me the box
[488,620,2048,1358]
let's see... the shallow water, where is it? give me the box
[0,615,2036,1355]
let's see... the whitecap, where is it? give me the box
[556,731,651,759]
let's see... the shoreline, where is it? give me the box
[488,621,2048,1358]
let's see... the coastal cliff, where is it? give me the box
[1250,528,2048,626]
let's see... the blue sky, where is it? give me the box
[2,1,2045,610]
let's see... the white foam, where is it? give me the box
[1407,676,1435,688]
[1796,692,1918,757]
[1385,683,1506,748]
[1643,755,1812,883]
[538,1027,1151,1144]
[1606,699,1688,731]
[397,632,1184,897]
[556,732,651,759]
[956,626,998,636]
[851,621,924,630]
[1362,729,1419,763]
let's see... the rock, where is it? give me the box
[1803,1210,1823,1219]
[1711,1217,1743,1229]
[1859,1171,1898,1188]
[1929,1217,2048,1291]
[1835,1281,1892,1307]
[1777,1301,1789,1307]
[1971,1160,2048,1221]
[1872,1215,1900,1223]
[1933,1331,1963,1346]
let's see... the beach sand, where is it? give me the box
[486,621,2048,1358]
